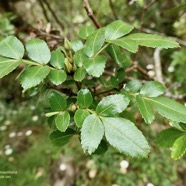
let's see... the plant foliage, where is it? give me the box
[0,20,185,159]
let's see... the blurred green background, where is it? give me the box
[0,0,186,185]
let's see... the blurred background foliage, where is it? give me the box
[0,0,186,185]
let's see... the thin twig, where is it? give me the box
[38,0,50,23]
[42,0,64,30]
[109,0,118,19]
[84,0,101,28]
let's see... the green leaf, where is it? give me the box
[74,49,88,67]
[84,55,106,77]
[171,134,186,160]
[50,50,65,69]
[26,38,51,64]
[102,117,150,157]
[146,97,186,123]
[93,140,108,155]
[96,94,129,117]
[71,39,83,52]
[125,33,180,49]
[136,95,155,124]
[49,129,75,146]
[106,44,131,68]
[74,67,86,82]
[84,28,105,57]
[156,128,185,148]
[81,114,104,154]
[77,88,93,108]
[125,79,142,93]
[74,109,90,127]
[0,36,24,59]
[78,26,95,39]
[48,90,67,111]
[109,38,138,53]
[140,81,165,97]
[20,66,50,90]
[55,111,70,132]
[48,69,67,85]
[105,20,134,40]
[0,57,21,78]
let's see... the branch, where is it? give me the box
[38,0,50,23]
[42,0,65,31]
[84,0,101,28]
[153,48,164,84]
[109,0,118,19]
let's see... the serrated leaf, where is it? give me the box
[71,39,83,52]
[74,67,86,82]
[55,111,70,132]
[84,28,105,57]
[156,128,185,148]
[146,97,186,123]
[78,26,95,39]
[84,55,106,77]
[136,95,155,124]
[109,38,138,53]
[125,79,142,93]
[105,20,134,40]
[96,94,129,117]
[48,69,67,85]
[81,114,104,154]
[171,134,186,160]
[74,49,88,67]
[0,57,21,78]
[26,38,51,64]
[140,81,165,97]
[77,88,93,108]
[20,66,50,90]
[106,44,131,68]
[49,129,75,146]
[48,90,67,111]
[102,117,150,157]
[0,36,24,59]
[50,50,64,69]
[125,33,179,49]
[74,109,90,127]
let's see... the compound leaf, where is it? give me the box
[81,114,104,154]
[84,28,105,57]
[0,57,21,78]
[49,129,75,146]
[96,94,129,117]
[156,128,185,148]
[26,38,51,64]
[136,95,155,124]
[77,88,93,108]
[48,69,67,85]
[74,109,90,127]
[140,81,165,97]
[50,50,65,69]
[55,111,70,132]
[147,97,186,123]
[20,66,50,90]
[84,55,106,77]
[105,20,134,40]
[125,33,179,49]
[0,36,24,59]
[48,90,67,111]
[78,26,95,40]
[171,134,186,160]
[74,67,86,82]
[102,117,150,157]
